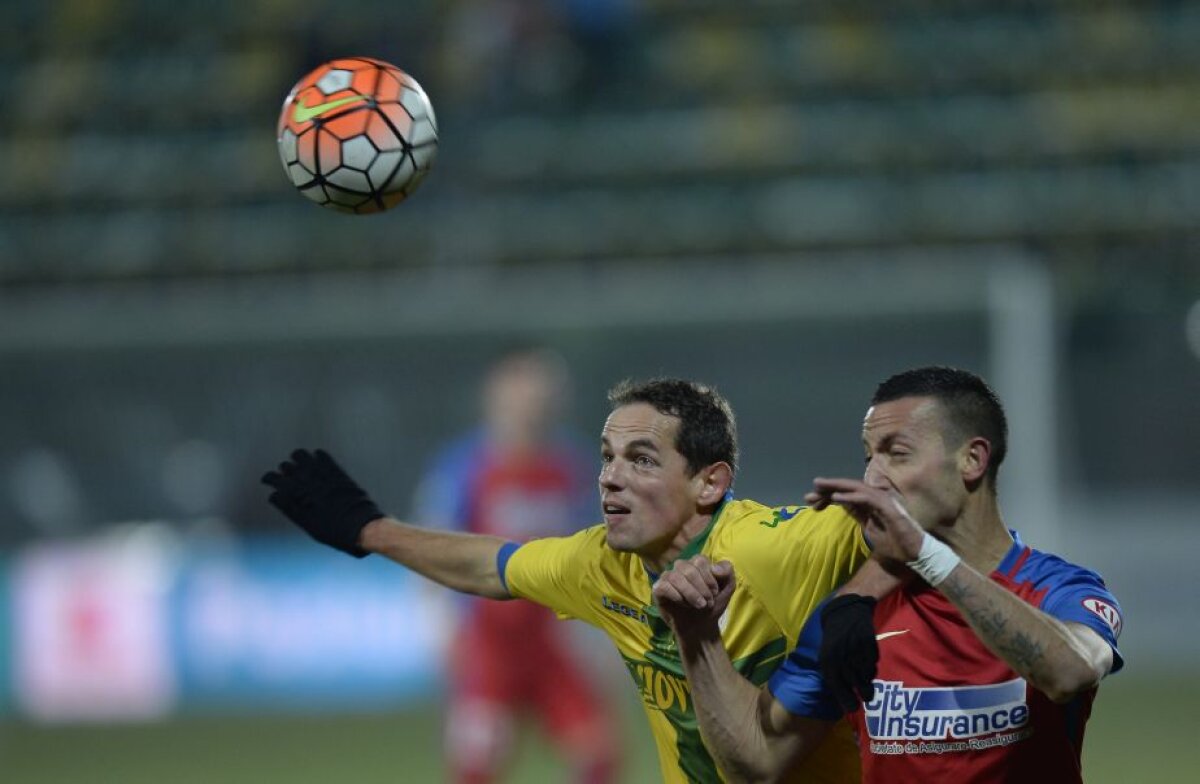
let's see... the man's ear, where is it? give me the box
[696,462,734,506]
[960,437,992,486]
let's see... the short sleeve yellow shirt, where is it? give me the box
[505,499,870,783]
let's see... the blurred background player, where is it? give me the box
[413,348,619,784]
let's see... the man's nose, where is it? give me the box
[599,461,622,488]
[863,459,889,490]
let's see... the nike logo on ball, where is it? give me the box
[292,94,368,123]
[875,630,910,641]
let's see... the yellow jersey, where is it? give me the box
[504,498,870,783]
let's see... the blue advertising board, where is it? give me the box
[171,538,444,711]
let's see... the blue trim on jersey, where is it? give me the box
[768,595,842,721]
[496,541,520,595]
[904,679,1027,711]
[1003,530,1125,674]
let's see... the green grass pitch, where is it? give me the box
[2,674,1193,782]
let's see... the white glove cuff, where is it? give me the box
[906,534,962,586]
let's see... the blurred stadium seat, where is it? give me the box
[0,0,1197,281]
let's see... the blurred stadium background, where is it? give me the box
[1,0,1198,781]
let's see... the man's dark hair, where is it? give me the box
[607,378,738,477]
[872,366,1008,487]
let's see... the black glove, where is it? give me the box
[261,448,383,558]
[819,593,879,713]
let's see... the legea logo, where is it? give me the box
[602,596,649,625]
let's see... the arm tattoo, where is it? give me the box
[941,572,1047,675]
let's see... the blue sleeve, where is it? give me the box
[413,433,484,531]
[767,596,842,720]
[1035,560,1126,674]
[496,541,521,595]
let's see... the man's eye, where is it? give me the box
[635,455,656,468]
[600,453,613,463]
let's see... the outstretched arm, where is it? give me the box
[263,449,512,599]
[807,478,1114,703]
[653,557,831,783]
[358,517,510,599]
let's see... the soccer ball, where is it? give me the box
[277,57,438,214]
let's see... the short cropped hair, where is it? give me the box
[607,378,738,477]
[872,366,1008,486]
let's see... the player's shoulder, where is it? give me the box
[1004,534,1121,612]
[536,523,648,594]
[712,497,776,527]
[531,522,609,553]
[509,523,614,582]
[576,522,612,550]
[1007,537,1109,589]
[714,498,859,533]
[1005,534,1125,646]
[710,498,861,557]
[541,522,640,574]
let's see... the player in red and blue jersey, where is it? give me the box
[654,366,1123,783]
[414,350,617,784]
[770,529,1123,781]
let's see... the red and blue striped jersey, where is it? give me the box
[771,530,1123,783]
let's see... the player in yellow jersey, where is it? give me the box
[263,378,897,783]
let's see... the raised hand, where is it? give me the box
[652,555,736,641]
[805,478,927,564]
[261,448,384,557]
